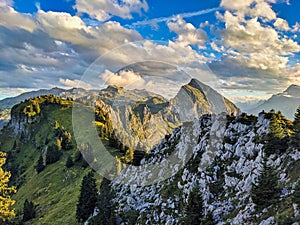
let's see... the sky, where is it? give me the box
[0,0,300,104]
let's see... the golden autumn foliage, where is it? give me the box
[0,152,16,222]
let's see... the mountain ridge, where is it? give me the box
[92,78,240,150]
[106,111,300,224]
[3,79,240,152]
[248,84,300,119]
[0,89,299,224]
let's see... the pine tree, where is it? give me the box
[185,186,204,225]
[251,158,280,210]
[76,171,98,222]
[74,150,82,162]
[0,152,16,222]
[65,156,74,168]
[12,140,17,150]
[293,180,300,205]
[23,199,36,222]
[96,177,113,224]
[45,145,62,165]
[36,155,45,173]
[202,211,214,225]
[12,140,20,153]
[290,106,300,149]
[265,113,288,155]
[74,150,88,168]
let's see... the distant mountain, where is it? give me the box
[1,78,240,141]
[0,87,98,130]
[98,85,164,106]
[171,78,240,121]
[248,84,300,119]
[235,100,265,112]
[0,87,100,110]
[85,78,241,150]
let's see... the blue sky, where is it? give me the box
[0,0,300,103]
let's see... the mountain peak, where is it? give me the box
[187,78,206,89]
[284,84,300,96]
[171,78,240,122]
[186,78,214,95]
[105,85,124,93]
[248,84,300,119]
[50,87,64,91]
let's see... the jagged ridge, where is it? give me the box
[109,112,300,224]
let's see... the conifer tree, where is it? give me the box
[12,140,20,153]
[96,177,113,224]
[65,156,74,168]
[12,140,17,151]
[202,211,214,225]
[54,120,60,129]
[56,138,62,150]
[0,152,16,222]
[185,186,204,225]
[23,199,36,222]
[74,150,88,168]
[265,113,289,155]
[45,145,62,165]
[76,171,98,222]
[293,180,300,205]
[290,106,300,149]
[74,150,82,162]
[251,158,280,210]
[36,155,45,173]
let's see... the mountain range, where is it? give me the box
[247,84,300,119]
[89,78,240,150]
[0,88,299,224]
[1,79,240,152]
[0,78,242,224]
[3,82,300,132]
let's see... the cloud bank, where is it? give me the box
[0,0,299,103]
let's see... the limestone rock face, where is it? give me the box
[93,79,240,150]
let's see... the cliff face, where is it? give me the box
[93,79,240,151]
[108,112,300,224]
[94,91,180,151]
[170,79,240,122]
[7,103,39,138]
[1,79,240,148]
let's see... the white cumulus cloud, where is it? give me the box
[274,18,290,31]
[217,0,300,75]
[59,78,94,89]
[167,16,208,49]
[101,69,146,88]
[0,6,37,32]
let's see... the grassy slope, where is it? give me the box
[0,100,105,224]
